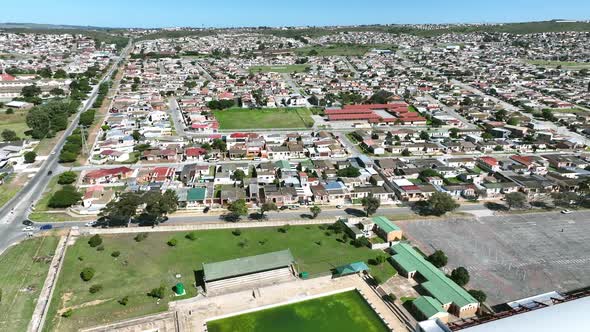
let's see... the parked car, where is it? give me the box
[22,219,34,226]
[85,221,96,227]
[279,206,289,211]
[39,224,53,230]
[336,205,343,209]
[203,207,210,213]
[561,209,572,214]
[22,226,35,232]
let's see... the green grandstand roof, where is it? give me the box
[334,261,369,276]
[390,243,477,308]
[372,216,400,233]
[203,249,295,281]
[412,296,447,319]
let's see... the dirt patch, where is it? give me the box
[58,298,113,315]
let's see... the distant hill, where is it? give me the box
[0,22,112,31]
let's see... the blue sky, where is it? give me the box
[1,0,589,28]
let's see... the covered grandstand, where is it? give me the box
[202,249,297,295]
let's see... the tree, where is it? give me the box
[260,202,277,216]
[131,130,141,141]
[88,234,103,247]
[21,84,42,98]
[505,192,527,210]
[23,151,36,163]
[419,131,430,140]
[227,199,248,219]
[211,138,227,152]
[79,109,96,126]
[449,128,460,139]
[80,267,95,281]
[495,109,507,121]
[148,285,166,299]
[336,166,361,178]
[1,129,19,142]
[507,117,519,126]
[58,171,77,184]
[425,192,459,216]
[99,192,143,225]
[231,169,246,182]
[427,250,448,268]
[481,132,494,140]
[26,107,51,139]
[48,185,82,208]
[450,267,470,286]
[89,284,103,294]
[468,289,487,303]
[361,194,381,217]
[419,169,441,180]
[54,69,68,79]
[310,205,321,219]
[401,149,411,156]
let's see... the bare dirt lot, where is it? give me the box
[396,211,590,306]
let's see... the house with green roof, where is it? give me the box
[390,243,479,318]
[411,296,450,323]
[186,187,207,208]
[372,216,403,242]
[334,261,369,277]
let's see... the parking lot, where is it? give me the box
[396,211,590,306]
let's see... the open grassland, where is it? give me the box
[525,59,590,70]
[0,237,59,332]
[249,64,309,73]
[295,43,397,57]
[0,109,29,138]
[44,225,397,331]
[207,290,389,332]
[213,108,314,129]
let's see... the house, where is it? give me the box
[411,296,450,323]
[372,216,403,242]
[477,157,500,172]
[82,167,133,185]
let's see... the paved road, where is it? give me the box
[168,97,187,136]
[0,42,133,253]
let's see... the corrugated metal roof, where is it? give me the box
[372,216,400,234]
[413,296,447,319]
[335,261,369,276]
[203,249,295,281]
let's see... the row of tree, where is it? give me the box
[98,190,179,227]
[26,99,82,139]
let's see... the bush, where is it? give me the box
[96,245,105,251]
[450,267,470,286]
[278,224,291,233]
[88,234,103,247]
[167,238,177,247]
[118,296,129,305]
[80,267,95,281]
[48,185,82,208]
[24,151,37,163]
[111,251,120,258]
[89,284,103,294]
[351,237,370,248]
[148,285,166,299]
[134,233,148,242]
[185,232,197,241]
[61,309,73,318]
[57,171,77,184]
[468,289,487,303]
[427,250,448,268]
[232,229,242,236]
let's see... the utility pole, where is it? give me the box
[79,125,88,157]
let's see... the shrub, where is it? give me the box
[61,309,73,318]
[88,234,102,247]
[96,245,105,251]
[167,238,177,247]
[351,237,370,248]
[134,233,148,242]
[48,185,82,208]
[89,284,103,294]
[148,285,166,299]
[185,232,197,241]
[80,267,95,281]
[118,296,129,306]
[232,229,241,236]
[57,171,77,184]
[111,251,120,258]
[278,224,291,233]
[24,151,37,164]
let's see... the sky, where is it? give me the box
[0,0,589,28]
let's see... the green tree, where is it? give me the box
[425,192,459,216]
[419,131,430,140]
[58,171,78,184]
[507,117,519,126]
[88,234,103,247]
[468,289,487,303]
[80,267,95,281]
[54,69,68,79]
[260,202,277,216]
[48,185,81,208]
[1,129,19,142]
[310,205,321,219]
[449,128,460,139]
[21,84,42,98]
[227,199,248,219]
[427,250,448,268]
[26,107,51,139]
[23,151,37,163]
[148,285,166,299]
[79,109,96,126]
[336,166,361,178]
[450,267,470,286]
[231,169,246,182]
[211,138,227,152]
[131,130,141,141]
[505,192,527,210]
[361,194,381,216]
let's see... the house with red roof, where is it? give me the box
[477,156,500,172]
[82,167,133,185]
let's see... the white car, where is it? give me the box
[22,226,35,232]
[561,209,572,214]
[85,221,96,227]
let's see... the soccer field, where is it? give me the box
[207,290,389,332]
[249,64,310,73]
[213,108,314,129]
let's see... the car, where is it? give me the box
[22,226,35,232]
[203,207,210,213]
[279,206,289,211]
[85,221,96,227]
[39,224,53,230]
[288,205,299,210]
[50,151,56,155]
[47,170,53,176]
[336,205,343,209]
[22,219,34,226]
[561,209,572,214]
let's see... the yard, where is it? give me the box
[44,225,397,331]
[248,64,309,74]
[207,290,388,332]
[0,236,59,332]
[525,59,590,70]
[213,108,314,130]
[0,109,29,138]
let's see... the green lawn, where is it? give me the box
[213,108,314,129]
[207,290,388,332]
[525,59,590,70]
[293,43,396,57]
[0,173,22,208]
[0,237,59,332]
[249,64,310,74]
[0,110,29,138]
[549,108,586,114]
[44,225,397,331]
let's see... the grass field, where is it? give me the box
[525,59,590,70]
[294,43,396,57]
[0,109,29,138]
[0,237,59,332]
[207,290,388,332]
[44,225,397,331]
[249,64,310,74]
[29,173,89,223]
[213,108,314,129]
[549,107,586,114]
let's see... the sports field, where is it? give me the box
[249,64,309,74]
[207,290,388,332]
[0,237,59,332]
[213,108,314,129]
[44,225,397,331]
[0,109,29,138]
